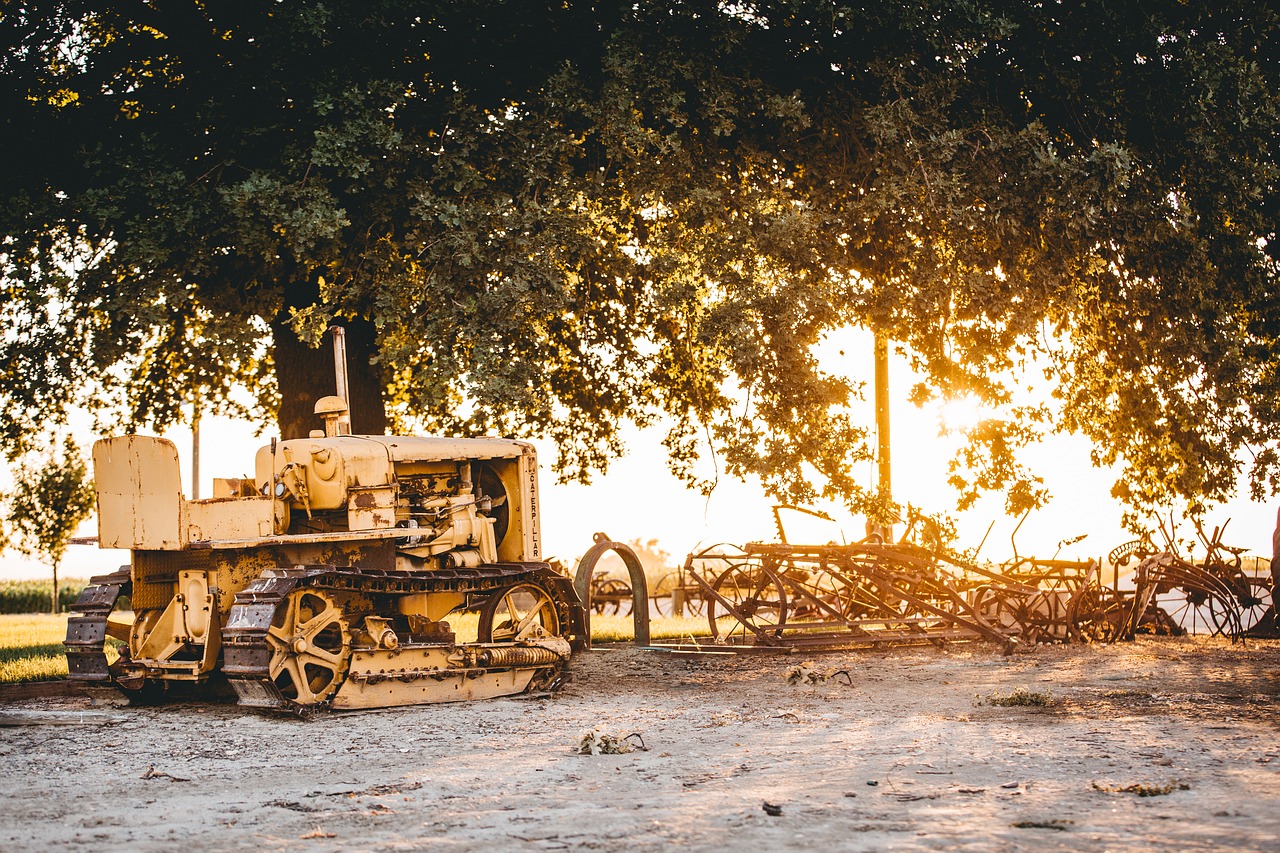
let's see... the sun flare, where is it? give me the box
[932,395,990,435]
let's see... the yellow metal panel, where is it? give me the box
[348,485,397,530]
[364,435,530,463]
[187,496,275,542]
[333,646,537,709]
[255,438,390,510]
[94,436,186,550]
[132,550,215,610]
[518,448,541,560]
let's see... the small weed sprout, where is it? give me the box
[1092,780,1189,797]
[577,729,647,755]
[984,687,1055,707]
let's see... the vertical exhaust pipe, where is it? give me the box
[329,324,352,435]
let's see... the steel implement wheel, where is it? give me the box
[1148,585,1218,636]
[1237,576,1275,635]
[970,585,1024,634]
[678,582,707,617]
[1069,587,1130,644]
[1021,591,1071,643]
[478,582,562,643]
[591,578,632,616]
[707,562,788,642]
[649,572,676,617]
[1207,569,1271,638]
[265,589,351,706]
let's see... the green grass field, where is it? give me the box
[0,614,71,683]
[0,610,714,684]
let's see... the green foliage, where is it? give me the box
[0,579,86,615]
[1,436,95,611]
[2,2,1277,526]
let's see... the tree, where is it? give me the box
[2,2,1277,529]
[1,436,96,613]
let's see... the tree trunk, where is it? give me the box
[272,315,387,439]
[51,560,59,615]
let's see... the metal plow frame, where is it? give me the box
[654,533,1274,656]
[663,542,1020,654]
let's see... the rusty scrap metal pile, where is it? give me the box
[668,530,1276,652]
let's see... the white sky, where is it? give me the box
[3,338,1276,582]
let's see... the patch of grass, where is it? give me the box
[589,614,713,644]
[1092,780,1189,796]
[984,687,1055,707]
[0,613,70,683]
[0,606,711,684]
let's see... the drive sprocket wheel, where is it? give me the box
[265,588,351,705]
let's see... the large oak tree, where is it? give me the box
[2,1,1277,526]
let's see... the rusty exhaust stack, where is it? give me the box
[330,324,352,435]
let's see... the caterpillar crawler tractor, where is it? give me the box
[65,396,584,713]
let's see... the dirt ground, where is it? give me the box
[1,636,1278,852]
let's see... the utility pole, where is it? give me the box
[191,404,201,500]
[874,333,893,542]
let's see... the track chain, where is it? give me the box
[222,562,581,714]
[63,566,132,687]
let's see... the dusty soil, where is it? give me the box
[1,637,1278,852]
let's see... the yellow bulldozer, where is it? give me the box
[65,392,584,713]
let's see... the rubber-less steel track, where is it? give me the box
[222,562,582,714]
[64,567,132,688]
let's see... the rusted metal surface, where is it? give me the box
[65,392,585,713]
[573,533,650,648]
[221,564,579,713]
[675,540,1020,652]
[665,515,1276,654]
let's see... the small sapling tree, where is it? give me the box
[1,437,96,613]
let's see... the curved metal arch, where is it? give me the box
[573,533,651,649]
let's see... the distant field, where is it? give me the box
[0,578,89,615]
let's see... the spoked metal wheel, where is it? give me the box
[707,562,788,642]
[590,578,633,616]
[1021,591,1072,643]
[676,582,707,617]
[266,589,351,705]
[970,585,1025,635]
[780,562,851,622]
[478,582,562,643]
[1208,571,1271,638]
[1148,586,1216,636]
[1068,587,1130,644]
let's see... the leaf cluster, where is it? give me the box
[2,1,1278,526]
[1,435,95,568]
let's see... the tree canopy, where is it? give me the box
[2,1,1277,527]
